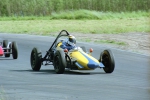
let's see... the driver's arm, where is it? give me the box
[60,44,67,49]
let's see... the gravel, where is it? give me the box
[73,32,150,56]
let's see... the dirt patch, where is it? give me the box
[72,32,150,56]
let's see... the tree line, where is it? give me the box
[0,0,149,16]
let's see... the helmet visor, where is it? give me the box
[67,41,75,46]
[69,37,76,44]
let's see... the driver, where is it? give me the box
[60,35,76,51]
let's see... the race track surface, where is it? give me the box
[0,33,150,100]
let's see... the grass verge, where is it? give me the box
[0,10,149,34]
[0,10,149,45]
[0,18,149,34]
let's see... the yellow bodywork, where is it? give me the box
[57,42,100,70]
[69,51,99,70]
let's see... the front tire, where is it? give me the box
[99,49,115,73]
[12,41,18,59]
[30,47,42,71]
[53,51,65,74]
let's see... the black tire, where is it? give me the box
[80,46,87,52]
[3,40,10,57]
[30,47,42,71]
[99,49,115,73]
[53,51,65,74]
[12,41,18,59]
[3,40,8,47]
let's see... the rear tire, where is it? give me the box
[53,51,65,74]
[12,41,18,59]
[3,40,10,57]
[99,49,115,73]
[30,47,42,71]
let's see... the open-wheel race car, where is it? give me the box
[30,30,115,74]
[0,39,18,59]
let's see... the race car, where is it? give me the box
[30,30,115,74]
[0,39,18,59]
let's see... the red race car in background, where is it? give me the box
[0,40,18,59]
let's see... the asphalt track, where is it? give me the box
[0,33,150,100]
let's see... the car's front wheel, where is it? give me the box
[99,49,115,73]
[53,51,65,74]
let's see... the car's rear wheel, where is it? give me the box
[3,40,10,57]
[99,49,115,73]
[12,41,18,59]
[30,47,42,71]
[53,51,65,74]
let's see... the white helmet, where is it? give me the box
[67,35,76,46]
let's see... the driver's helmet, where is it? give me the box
[67,35,76,46]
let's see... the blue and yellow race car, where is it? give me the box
[30,30,115,74]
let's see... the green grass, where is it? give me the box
[0,10,149,20]
[0,10,149,45]
[51,10,149,20]
[0,18,149,34]
[0,10,149,34]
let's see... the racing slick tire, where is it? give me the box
[53,50,66,74]
[80,46,87,52]
[99,49,115,73]
[3,40,10,57]
[30,47,42,71]
[12,41,18,59]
